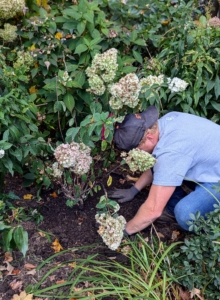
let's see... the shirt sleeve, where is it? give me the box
[152,150,194,186]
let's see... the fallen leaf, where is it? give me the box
[190,287,204,300]
[26,269,36,275]
[9,279,23,291]
[171,230,180,241]
[157,232,165,239]
[23,194,33,200]
[0,261,14,275]
[4,252,13,262]
[49,275,56,281]
[51,238,63,253]
[11,291,33,300]
[50,192,58,198]
[107,175,112,187]
[56,279,65,284]
[24,263,36,270]
[177,286,190,300]
[68,262,76,268]
[38,231,46,237]
[11,269,21,275]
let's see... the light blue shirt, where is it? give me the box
[152,112,220,186]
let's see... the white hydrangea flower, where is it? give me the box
[140,75,164,93]
[87,74,106,95]
[86,48,118,95]
[0,150,5,158]
[167,77,188,93]
[121,148,156,172]
[0,0,26,19]
[54,142,92,175]
[109,73,141,109]
[95,213,126,250]
[54,143,79,168]
[51,162,63,178]
[71,153,92,175]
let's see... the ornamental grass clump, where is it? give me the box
[52,142,93,206]
[121,148,156,172]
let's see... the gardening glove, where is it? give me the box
[108,186,140,203]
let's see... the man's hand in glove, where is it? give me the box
[108,185,139,203]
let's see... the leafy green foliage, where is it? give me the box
[171,205,220,299]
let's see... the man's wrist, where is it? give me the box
[130,185,140,197]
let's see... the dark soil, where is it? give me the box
[0,168,186,300]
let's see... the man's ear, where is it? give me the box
[145,133,154,142]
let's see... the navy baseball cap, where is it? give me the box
[114,105,159,151]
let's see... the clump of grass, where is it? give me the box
[27,231,184,300]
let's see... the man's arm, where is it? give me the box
[125,184,176,234]
[134,169,153,190]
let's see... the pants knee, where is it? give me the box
[174,204,190,231]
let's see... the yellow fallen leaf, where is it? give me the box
[23,194,33,200]
[12,291,33,300]
[56,279,65,284]
[38,231,46,237]
[51,238,63,253]
[68,262,76,268]
[107,175,112,187]
[29,86,38,94]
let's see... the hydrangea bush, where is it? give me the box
[52,141,93,207]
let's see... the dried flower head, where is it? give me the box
[109,73,141,110]
[86,48,118,95]
[54,142,92,175]
[140,75,164,92]
[0,0,25,19]
[95,213,126,250]
[121,148,156,172]
[208,17,220,27]
[0,24,17,42]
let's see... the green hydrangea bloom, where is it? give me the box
[0,0,25,19]
[0,24,17,42]
[122,148,156,172]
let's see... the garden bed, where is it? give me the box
[0,171,185,300]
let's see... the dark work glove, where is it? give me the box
[108,186,139,203]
